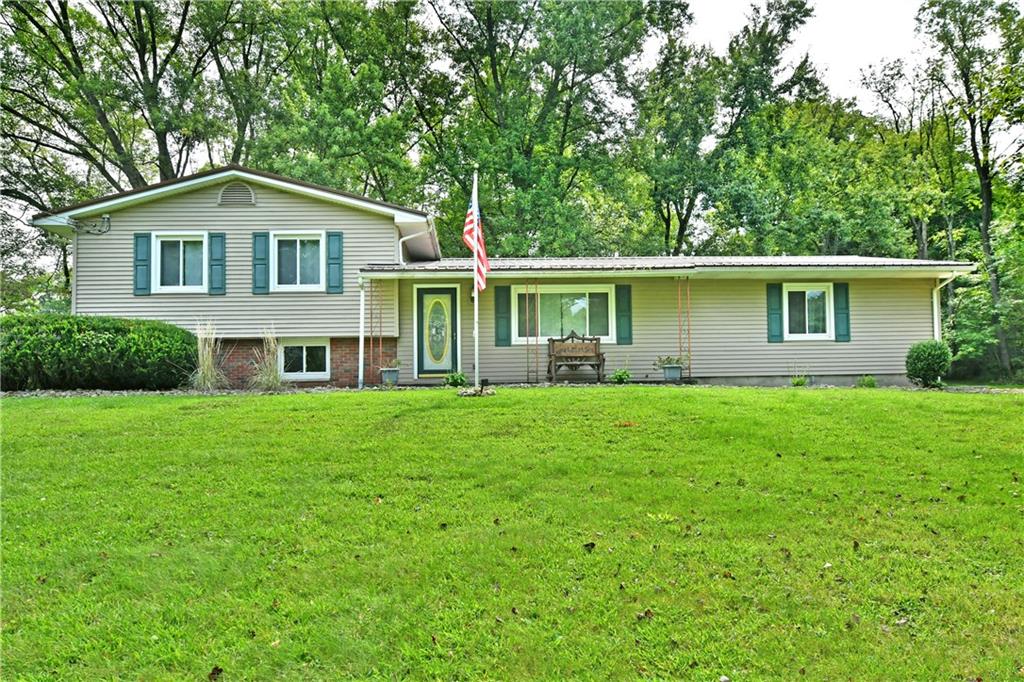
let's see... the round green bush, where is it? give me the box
[905,340,952,388]
[0,314,197,390]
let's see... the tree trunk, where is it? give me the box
[977,169,1013,375]
[915,218,928,259]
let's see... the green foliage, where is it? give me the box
[790,374,808,387]
[653,355,688,368]
[0,314,195,390]
[856,375,878,388]
[609,368,632,384]
[443,371,468,388]
[906,340,953,387]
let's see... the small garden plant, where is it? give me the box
[790,374,808,387]
[609,368,632,384]
[906,340,952,387]
[443,371,468,387]
[653,355,687,368]
[855,374,877,388]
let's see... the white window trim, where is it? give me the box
[269,230,326,292]
[151,231,208,294]
[782,282,835,341]
[278,337,331,381]
[509,283,616,345]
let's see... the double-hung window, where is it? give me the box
[278,338,330,381]
[271,231,325,291]
[783,283,834,340]
[153,232,207,293]
[510,284,614,343]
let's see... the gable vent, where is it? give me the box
[218,181,255,207]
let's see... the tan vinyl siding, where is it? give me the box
[396,276,934,382]
[73,181,397,337]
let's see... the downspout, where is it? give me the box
[932,274,957,341]
[358,278,366,388]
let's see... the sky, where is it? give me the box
[686,0,925,106]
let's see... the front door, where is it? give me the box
[417,287,458,377]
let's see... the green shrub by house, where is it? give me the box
[905,340,952,388]
[0,314,196,390]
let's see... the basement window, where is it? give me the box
[278,338,330,381]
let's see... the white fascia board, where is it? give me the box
[33,169,428,226]
[359,265,976,280]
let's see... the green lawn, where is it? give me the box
[3,387,1023,680]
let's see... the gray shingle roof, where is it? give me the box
[363,255,973,273]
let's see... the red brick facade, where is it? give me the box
[218,337,397,388]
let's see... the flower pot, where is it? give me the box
[661,364,684,382]
[380,368,400,385]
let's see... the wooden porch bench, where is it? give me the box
[547,331,606,382]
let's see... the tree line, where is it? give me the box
[1,0,1021,378]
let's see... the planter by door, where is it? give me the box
[662,365,684,382]
[416,287,459,378]
[380,368,400,385]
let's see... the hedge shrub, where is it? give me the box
[905,339,952,388]
[1,314,196,390]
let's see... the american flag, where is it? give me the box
[463,172,490,291]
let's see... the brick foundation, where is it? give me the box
[218,337,397,388]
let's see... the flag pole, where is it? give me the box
[473,168,480,390]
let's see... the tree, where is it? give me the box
[636,0,821,255]
[1,0,230,190]
[917,0,1022,375]
[415,0,650,256]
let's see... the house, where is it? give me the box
[33,165,975,387]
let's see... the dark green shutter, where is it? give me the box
[494,285,511,346]
[767,283,783,343]
[326,231,343,293]
[133,232,151,295]
[834,282,850,342]
[252,232,269,294]
[208,232,226,295]
[615,284,632,345]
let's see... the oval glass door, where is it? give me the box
[417,288,457,375]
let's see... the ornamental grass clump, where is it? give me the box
[191,321,227,392]
[249,330,287,392]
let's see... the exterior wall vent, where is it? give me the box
[218,181,256,207]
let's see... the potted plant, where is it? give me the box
[380,358,401,386]
[654,355,688,382]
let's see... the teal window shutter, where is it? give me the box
[494,286,511,346]
[767,283,783,342]
[208,232,226,295]
[326,231,344,293]
[252,232,269,294]
[615,284,632,345]
[133,232,151,295]
[834,282,850,342]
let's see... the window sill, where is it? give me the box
[270,285,326,293]
[782,335,835,342]
[281,373,330,382]
[152,286,208,295]
[511,337,615,345]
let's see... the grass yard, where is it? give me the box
[2,387,1023,680]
